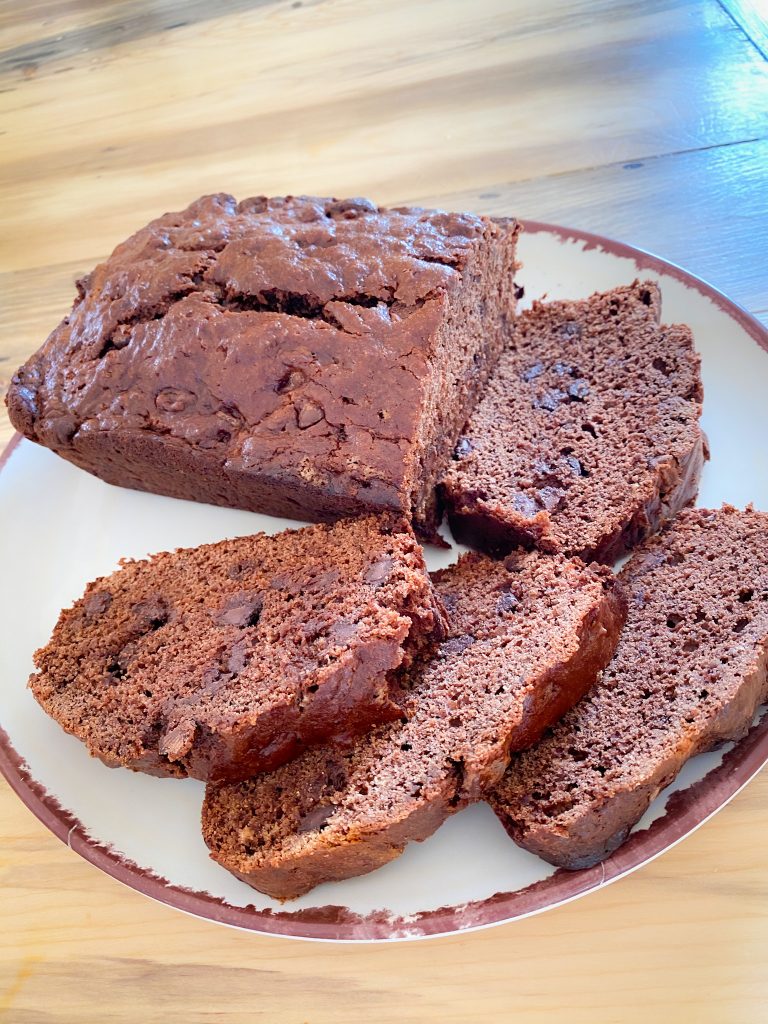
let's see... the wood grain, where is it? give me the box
[1,0,767,1020]
[426,138,768,317]
[2,0,767,272]
[2,771,768,1023]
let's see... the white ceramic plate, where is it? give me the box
[2,222,767,942]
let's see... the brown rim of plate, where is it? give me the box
[1,221,767,942]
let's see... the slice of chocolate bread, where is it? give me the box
[490,506,768,869]
[201,551,626,898]
[441,281,707,561]
[30,514,443,783]
[6,194,520,537]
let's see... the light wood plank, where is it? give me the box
[0,1,278,59]
[2,772,767,1023]
[1,0,767,274]
[423,137,768,317]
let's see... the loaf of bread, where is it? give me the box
[13,183,759,906]
[6,194,520,537]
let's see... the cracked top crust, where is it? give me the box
[8,194,513,521]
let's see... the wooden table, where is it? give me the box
[2,2,767,1020]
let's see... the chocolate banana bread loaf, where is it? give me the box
[202,550,625,898]
[490,506,768,869]
[441,281,707,561]
[6,194,520,537]
[29,514,443,782]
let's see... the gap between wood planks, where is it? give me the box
[717,0,768,60]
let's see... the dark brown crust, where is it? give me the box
[201,556,626,899]
[490,506,768,869]
[5,194,520,537]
